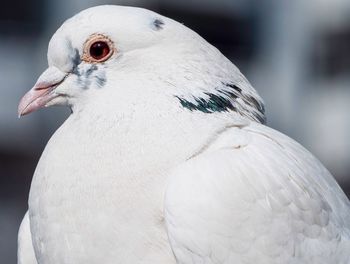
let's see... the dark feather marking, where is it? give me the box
[224,82,265,123]
[176,83,242,113]
[176,92,236,114]
[225,83,242,93]
[152,18,164,30]
[176,82,266,124]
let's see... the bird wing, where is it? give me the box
[165,122,350,264]
[18,211,38,264]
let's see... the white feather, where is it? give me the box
[18,211,37,264]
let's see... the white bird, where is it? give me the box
[17,5,350,264]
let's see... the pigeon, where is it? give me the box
[17,5,350,264]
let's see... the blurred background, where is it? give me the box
[1,0,350,262]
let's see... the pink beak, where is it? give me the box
[18,67,67,117]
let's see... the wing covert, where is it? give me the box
[165,123,350,264]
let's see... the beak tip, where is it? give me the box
[18,106,29,118]
[17,101,26,118]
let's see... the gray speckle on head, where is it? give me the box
[152,18,164,30]
[75,64,107,90]
[76,74,91,90]
[66,37,106,90]
[71,48,81,68]
[95,71,107,87]
[65,39,81,72]
[85,64,98,77]
[75,65,96,89]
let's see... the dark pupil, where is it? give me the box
[90,41,109,59]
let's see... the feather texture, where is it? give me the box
[165,122,350,264]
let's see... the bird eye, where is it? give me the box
[82,34,115,63]
[90,41,110,60]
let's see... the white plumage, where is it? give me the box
[17,5,350,264]
[18,212,36,264]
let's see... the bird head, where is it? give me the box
[18,5,265,124]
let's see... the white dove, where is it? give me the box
[17,5,350,264]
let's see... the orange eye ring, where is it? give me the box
[82,34,115,63]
